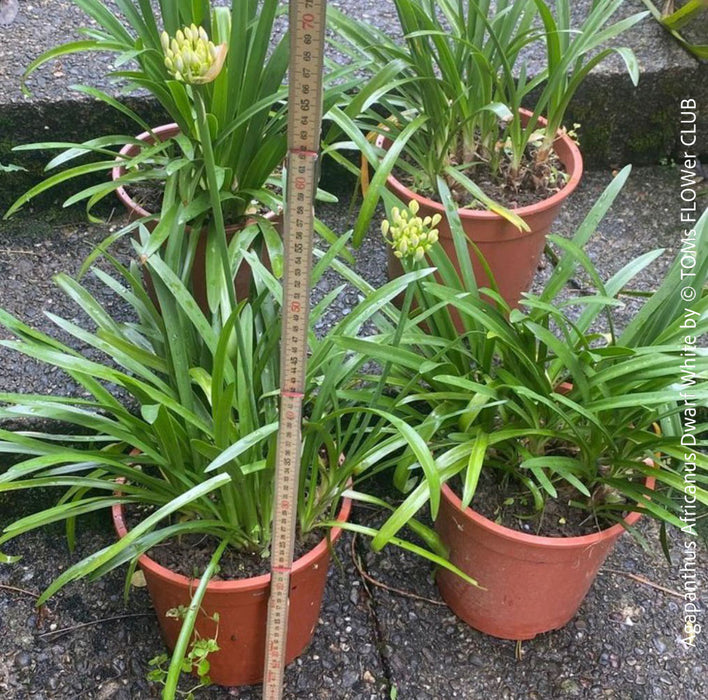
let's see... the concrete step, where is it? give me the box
[0,0,705,214]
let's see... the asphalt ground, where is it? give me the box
[0,164,706,698]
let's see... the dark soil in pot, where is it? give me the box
[450,469,634,538]
[124,504,322,579]
[123,181,164,217]
[392,140,568,210]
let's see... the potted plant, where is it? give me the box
[0,181,471,690]
[3,1,374,307]
[8,2,285,219]
[348,168,708,640]
[328,0,648,306]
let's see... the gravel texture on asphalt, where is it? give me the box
[1,163,706,697]
[1,0,692,106]
[356,507,707,700]
[2,0,701,101]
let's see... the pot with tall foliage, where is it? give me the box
[329,0,648,306]
[4,1,375,308]
[0,205,470,697]
[0,170,473,690]
[346,168,708,639]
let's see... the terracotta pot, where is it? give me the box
[112,496,352,687]
[111,123,280,311]
[378,109,583,310]
[112,123,185,222]
[435,476,655,640]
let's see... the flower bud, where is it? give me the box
[380,200,441,262]
[161,25,228,84]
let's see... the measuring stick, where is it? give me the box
[263,0,328,697]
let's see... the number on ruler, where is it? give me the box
[265,1,326,697]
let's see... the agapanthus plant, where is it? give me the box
[328,0,648,241]
[0,182,473,592]
[347,168,708,550]
[5,0,369,226]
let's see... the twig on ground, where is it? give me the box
[350,534,446,607]
[0,248,43,257]
[0,585,52,628]
[0,583,40,598]
[38,612,153,639]
[600,568,684,599]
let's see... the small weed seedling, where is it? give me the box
[147,606,220,699]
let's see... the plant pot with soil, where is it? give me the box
[0,181,471,692]
[5,0,354,274]
[375,109,582,309]
[329,0,648,307]
[364,175,708,639]
[435,474,656,640]
[7,3,292,222]
[111,121,283,311]
[111,483,353,686]
[111,123,280,226]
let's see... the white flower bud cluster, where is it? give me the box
[161,24,227,85]
[381,199,442,261]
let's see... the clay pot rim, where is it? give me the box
[375,108,583,228]
[111,123,280,229]
[111,492,352,592]
[441,473,656,550]
[112,123,182,220]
